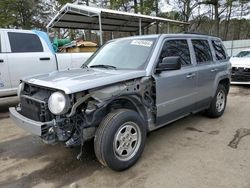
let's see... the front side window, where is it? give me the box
[192,40,212,64]
[8,32,43,53]
[85,38,156,70]
[212,40,227,60]
[159,39,191,66]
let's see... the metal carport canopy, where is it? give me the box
[47,3,189,44]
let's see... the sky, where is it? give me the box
[161,0,250,19]
[160,0,174,13]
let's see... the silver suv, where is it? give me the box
[10,34,231,171]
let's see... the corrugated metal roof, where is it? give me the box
[47,3,189,32]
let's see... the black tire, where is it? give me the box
[94,109,146,171]
[206,84,227,118]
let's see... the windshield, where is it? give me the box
[235,51,250,58]
[84,38,156,70]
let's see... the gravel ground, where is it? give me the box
[0,86,250,188]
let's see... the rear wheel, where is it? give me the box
[94,109,146,171]
[206,84,227,118]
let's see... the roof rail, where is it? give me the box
[182,31,218,37]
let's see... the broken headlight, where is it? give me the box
[48,91,70,115]
[17,82,24,99]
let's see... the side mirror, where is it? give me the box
[156,56,181,73]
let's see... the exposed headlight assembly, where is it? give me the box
[17,82,24,99]
[48,91,70,115]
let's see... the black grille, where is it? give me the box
[232,67,250,74]
[20,96,53,122]
[231,67,250,82]
[20,83,54,122]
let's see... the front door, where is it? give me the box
[0,31,12,97]
[6,31,56,89]
[153,39,197,125]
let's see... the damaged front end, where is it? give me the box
[10,77,156,158]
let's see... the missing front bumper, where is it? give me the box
[9,107,54,136]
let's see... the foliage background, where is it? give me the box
[0,0,249,41]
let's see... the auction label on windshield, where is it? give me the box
[131,40,153,47]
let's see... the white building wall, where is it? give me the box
[223,39,250,57]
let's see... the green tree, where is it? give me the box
[0,1,16,28]
[199,0,229,36]
[0,0,50,29]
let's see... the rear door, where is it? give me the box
[153,38,197,125]
[0,31,12,96]
[6,31,56,88]
[191,39,214,108]
[211,39,229,80]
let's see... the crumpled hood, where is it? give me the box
[23,68,147,94]
[230,57,250,68]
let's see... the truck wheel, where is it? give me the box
[206,84,227,118]
[94,109,146,171]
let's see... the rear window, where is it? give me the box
[8,32,43,53]
[192,40,213,64]
[212,40,227,60]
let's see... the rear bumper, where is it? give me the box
[9,107,53,136]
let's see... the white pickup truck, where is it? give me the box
[0,29,93,97]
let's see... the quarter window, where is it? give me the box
[8,32,43,53]
[159,39,191,66]
[212,40,227,60]
[192,40,212,64]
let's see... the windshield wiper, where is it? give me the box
[81,64,88,69]
[90,64,117,69]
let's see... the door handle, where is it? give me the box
[40,57,50,61]
[211,68,218,72]
[0,59,4,63]
[186,73,196,79]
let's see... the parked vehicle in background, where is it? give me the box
[0,29,93,97]
[231,49,250,84]
[10,34,231,171]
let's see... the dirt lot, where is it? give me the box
[0,86,250,188]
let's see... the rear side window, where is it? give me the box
[0,35,1,53]
[159,39,191,66]
[212,40,227,60]
[8,32,43,53]
[192,40,212,64]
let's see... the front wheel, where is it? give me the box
[94,109,146,171]
[206,84,227,118]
